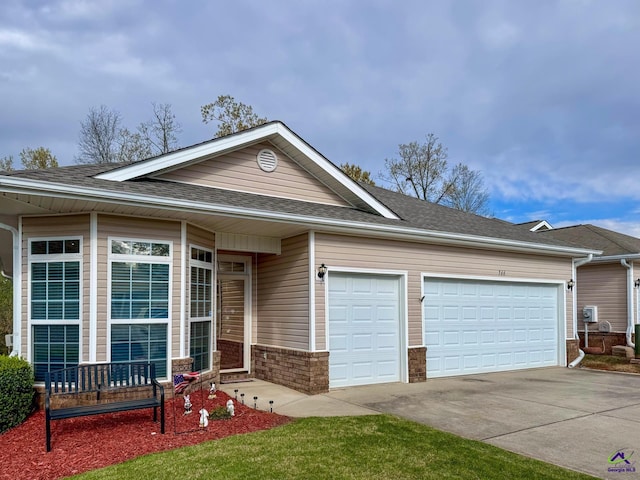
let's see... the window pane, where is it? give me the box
[112,240,131,255]
[32,325,79,381]
[32,263,47,281]
[131,301,150,319]
[48,302,63,320]
[65,282,80,300]
[112,262,131,280]
[48,241,63,254]
[111,301,130,319]
[64,302,80,320]
[152,243,170,256]
[151,264,169,282]
[132,264,150,281]
[48,282,63,300]
[111,324,167,378]
[65,262,80,281]
[132,283,150,300]
[32,282,46,301]
[190,321,211,372]
[31,241,47,255]
[48,263,63,281]
[132,242,151,256]
[64,239,80,254]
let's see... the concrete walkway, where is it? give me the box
[221,368,640,479]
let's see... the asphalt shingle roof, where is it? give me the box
[3,160,587,251]
[537,224,640,257]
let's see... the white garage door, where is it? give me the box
[424,278,559,378]
[328,273,402,388]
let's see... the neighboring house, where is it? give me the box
[0,122,597,394]
[532,223,640,354]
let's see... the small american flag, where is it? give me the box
[173,372,200,394]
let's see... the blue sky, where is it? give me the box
[1,1,639,235]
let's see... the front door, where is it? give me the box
[216,255,251,371]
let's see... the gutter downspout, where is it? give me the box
[621,259,635,348]
[568,254,593,368]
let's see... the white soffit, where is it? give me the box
[94,122,399,220]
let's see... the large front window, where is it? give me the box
[189,246,213,372]
[109,238,171,378]
[29,238,81,381]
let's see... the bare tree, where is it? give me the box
[201,95,268,137]
[340,163,375,185]
[116,128,152,163]
[76,105,122,164]
[442,164,491,216]
[382,133,490,215]
[138,103,181,155]
[0,155,14,172]
[19,147,59,169]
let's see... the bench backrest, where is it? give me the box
[45,362,157,394]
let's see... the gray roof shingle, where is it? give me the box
[3,158,587,251]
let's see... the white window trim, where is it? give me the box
[107,236,173,378]
[27,236,84,377]
[188,244,214,372]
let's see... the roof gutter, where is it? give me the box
[0,176,599,257]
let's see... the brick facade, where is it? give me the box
[577,332,629,355]
[408,346,427,382]
[169,353,221,398]
[251,345,329,394]
[566,339,580,365]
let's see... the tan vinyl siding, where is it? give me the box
[577,263,628,332]
[21,214,90,361]
[157,142,350,207]
[314,233,573,350]
[97,215,181,362]
[257,234,309,350]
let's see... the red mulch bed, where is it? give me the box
[0,389,291,480]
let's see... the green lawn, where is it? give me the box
[70,415,595,480]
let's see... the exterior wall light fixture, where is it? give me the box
[635,278,640,288]
[317,263,327,280]
[567,279,574,291]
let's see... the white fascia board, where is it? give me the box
[0,176,598,257]
[274,125,399,220]
[589,253,640,263]
[530,220,553,231]
[94,123,283,182]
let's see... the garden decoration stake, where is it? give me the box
[226,399,235,417]
[208,382,217,399]
[183,395,192,415]
[199,408,209,428]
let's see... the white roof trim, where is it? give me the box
[0,176,600,257]
[529,220,553,231]
[94,122,399,220]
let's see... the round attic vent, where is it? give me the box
[256,149,278,172]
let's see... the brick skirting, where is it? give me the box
[577,332,629,355]
[252,345,329,395]
[566,339,580,365]
[169,353,221,398]
[408,346,427,382]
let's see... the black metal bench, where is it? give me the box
[45,361,165,452]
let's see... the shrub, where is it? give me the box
[208,405,232,420]
[0,356,34,433]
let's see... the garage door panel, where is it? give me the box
[425,279,559,378]
[329,273,401,387]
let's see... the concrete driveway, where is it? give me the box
[325,368,640,479]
